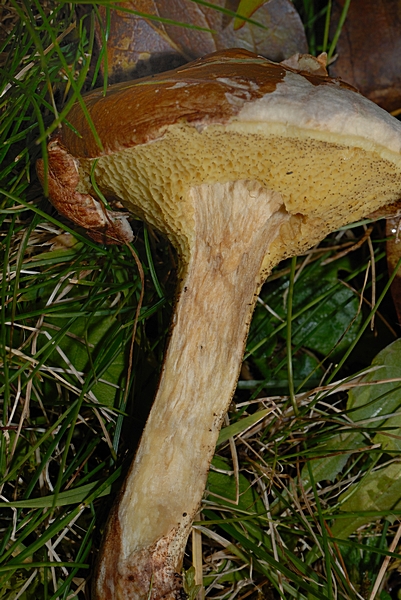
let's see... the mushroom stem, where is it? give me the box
[94,180,289,599]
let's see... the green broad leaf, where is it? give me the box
[0,481,110,509]
[290,260,361,357]
[301,431,364,487]
[248,257,360,390]
[331,461,401,539]
[375,416,401,453]
[371,340,401,452]
[217,408,272,446]
[206,456,265,514]
[302,338,401,486]
[182,566,201,600]
[348,338,401,427]
[42,313,127,407]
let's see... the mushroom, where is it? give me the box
[37,49,401,599]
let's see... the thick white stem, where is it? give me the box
[94,181,288,600]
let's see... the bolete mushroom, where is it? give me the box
[37,49,401,599]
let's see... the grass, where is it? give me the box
[1,1,401,599]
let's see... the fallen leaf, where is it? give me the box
[330,0,401,112]
[95,0,307,82]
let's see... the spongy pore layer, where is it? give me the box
[82,120,401,269]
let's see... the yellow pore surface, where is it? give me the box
[86,121,401,265]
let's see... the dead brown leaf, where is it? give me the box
[95,0,307,82]
[330,0,401,112]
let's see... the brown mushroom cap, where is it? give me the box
[52,48,401,267]
[61,49,339,156]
